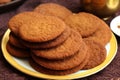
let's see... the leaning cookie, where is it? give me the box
[65,12,100,37]
[29,51,89,75]
[19,26,71,49]
[9,32,26,49]
[83,39,106,69]
[31,42,87,70]
[34,3,72,20]
[8,12,44,35]
[31,30,83,60]
[6,41,30,58]
[18,15,66,42]
[84,19,112,46]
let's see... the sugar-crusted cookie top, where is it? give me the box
[65,12,100,37]
[8,12,44,35]
[83,39,106,69]
[19,15,66,42]
[34,3,72,20]
[31,42,88,70]
[32,30,83,60]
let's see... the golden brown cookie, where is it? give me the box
[83,39,106,69]
[0,0,11,4]
[8,12,44,35]
[34,3,72,20]
[31,42,88,70]
[19,26,71,49]
[84,20,112,46]
[19,15,66,42]
[6,41,30,58]
[9,32,26,49]
[29,50,89,75]
[65,12,100,37]
[32,30,83,60]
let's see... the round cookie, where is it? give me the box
[65,12,100,37]
[83,39,106,69]
[31,42,88,70]
[29,51,89,75]
[6,41,30,58]
[32,30,83,60]
[19,15,66,42]
[84,20,112,46]
[9,32,26,49]
[34,3,72,20]
[19,26,71,49]
[8,12,44,35]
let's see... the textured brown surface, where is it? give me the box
[84,19,112,46]
[19,26,71,49]
[0,0,11,4]
[9,32,26,49]
[65,12,100,37]
[32,30,83,60]
[83,39,106,69]
[29,51,89,75]
[34,3,72,20]
[19,14,66,42]
[0,0,120,80]
[6,41,30,58]
[31,42,87,70]
[8,12,44,35]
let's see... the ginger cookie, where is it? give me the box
[19,15,66,42]
[83,39,106,69]
[19,26,71,49]
[9,32,26,49]
[65,12,100,37]
[84,20,112,46]
[8,12,44,35]
[32,30,83,60]
[6,41,30,58]
[29,51,89,75]
[31,42,88,70]
[0,0,11,4]
[34,3,72,20]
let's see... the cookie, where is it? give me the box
[65,12,100,37]
[32,30,83,60]
[19,26,71,49]
[6,41,30,58]
[19,15,66,42]
[34,3,72,20]
[31,42,88,70]
[84,20,112,46]
[0,0,11,4]
[29,51,89,75]
[9,32,26,49]
[8,12,44,35]
[83,39,106,69]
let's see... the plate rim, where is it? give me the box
[1,29,118,79]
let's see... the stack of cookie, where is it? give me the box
[6,12,45,58]
[6,3,110,75]
[6,11,89,75]
[65,12,112,46]
[30,30,89,75]
[6,32,30,58]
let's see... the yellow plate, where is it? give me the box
[1,29,118,79]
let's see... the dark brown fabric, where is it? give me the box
[0,0,120,80]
